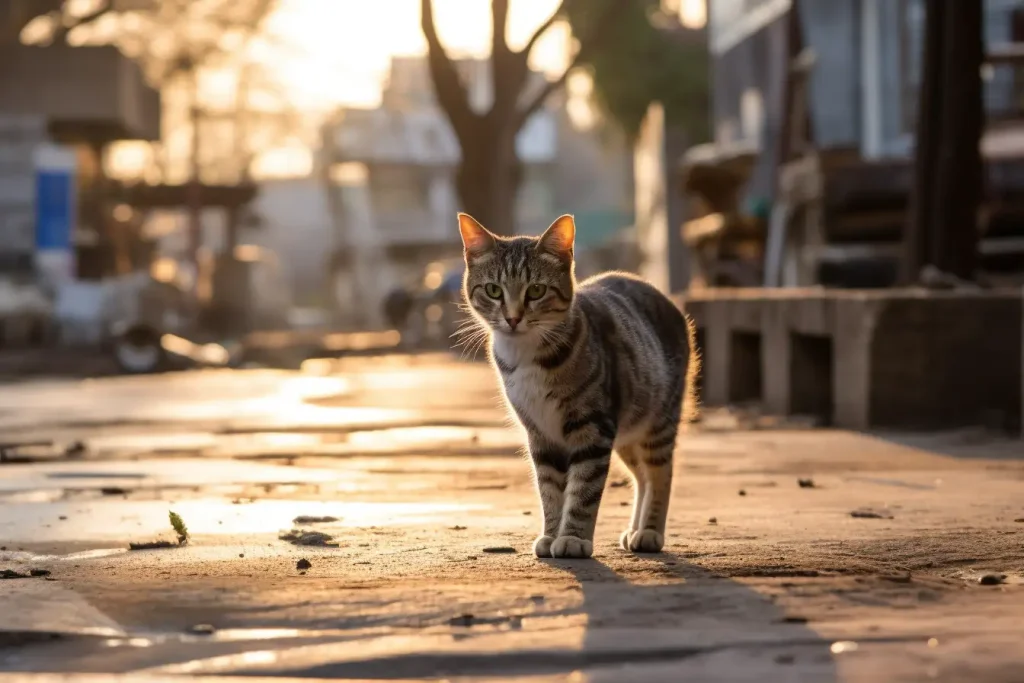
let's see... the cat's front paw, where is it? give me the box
[550,535,593,559]
[626,529,664,553]
[533,535,555,557]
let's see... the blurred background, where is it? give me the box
[0,0,1020,413]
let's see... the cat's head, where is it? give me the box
[458,213,576,340]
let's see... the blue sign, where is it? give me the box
[35,167,74,251]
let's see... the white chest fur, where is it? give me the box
[492,337,566,445]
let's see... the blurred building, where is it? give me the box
[682,0,1024,289]
[0,42,160,282]
[319,56,633,329]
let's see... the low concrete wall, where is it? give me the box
[679,288,1023,433]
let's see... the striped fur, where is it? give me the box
[458,213,698,559]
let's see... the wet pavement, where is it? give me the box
[1,352,1024,682]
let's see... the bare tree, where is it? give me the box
[421,0,627,235]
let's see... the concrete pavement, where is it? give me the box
[1,353,1023,681]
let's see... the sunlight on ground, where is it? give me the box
[0,499,489,543]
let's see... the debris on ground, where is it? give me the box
[296,558,312,570]
[522,511,531,515]
[168,511,189,545]
[450,525,467,531]
[979,574,1006,586]
[738,489,747,496]
[881,573,912,583]
[708,517,718,524]
[850,510,894,520]
[279,529,338,547]
[797,478,816,488]
[64,441,87,458]
[0,569,29,579]
[190,624,216,635]
[128,541,176,551]
[292,515,340,525]
[29,569,50,577]
[449,613,474,627]
[0,439,55,464]
[481,546,517,554]
[101,487,129,496]
[1015,518,1024,523]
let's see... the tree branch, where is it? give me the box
[514,0,629,128]
[519,0,567,59]
[421,0,476,134]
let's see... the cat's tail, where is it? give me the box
[681,311,701,426]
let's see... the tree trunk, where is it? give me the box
[929,0,983,279]
[454,121,520,235]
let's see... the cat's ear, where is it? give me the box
[458,213,495,261]
[537,214,575,262]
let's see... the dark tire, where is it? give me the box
[113,325,165,374]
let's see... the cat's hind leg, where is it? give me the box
[624,422,677,553]
[616,445,648,550]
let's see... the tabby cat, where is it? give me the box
[458,213,697,559]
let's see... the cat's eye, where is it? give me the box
[484,283,503,299]
[525,284,547,300]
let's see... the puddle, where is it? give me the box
[346,426,515,451]
[0,371,395,434]
[0,499,488,544]
[0,459,340,494]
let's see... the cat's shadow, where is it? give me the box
[539,551,840,681]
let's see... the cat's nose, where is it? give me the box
[505,316,522,331]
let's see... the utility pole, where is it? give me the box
[904,0,983,283]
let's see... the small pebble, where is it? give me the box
[708,517,718,524]
[1014,518,1024,523]
[482,546,517,554]
[850,510,892,519]
[450,525,467,531]
[738,490,747,496]
[978,574,1006,586]
[58,516,67,521]
[782,616,808,624]
[797,478,815,488]
[296,558,312,570]
[190,624,216,635]
[522,511,532,516]
[238,553,244,558]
